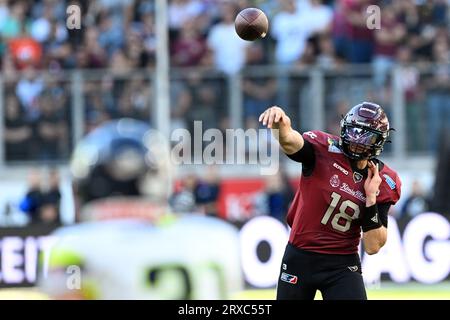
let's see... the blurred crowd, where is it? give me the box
[1,0,449,161]
[170,166,294,222]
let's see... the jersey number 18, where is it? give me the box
[321,192,360,232]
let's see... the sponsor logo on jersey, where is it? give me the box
[330,174,340,188]
[383,174,396,189]
[280,272,298,284]
[353,172,363,183]
[304,131,317,139]
[348,265,359,272]
[340,183,366,202]
[333,162,349,175]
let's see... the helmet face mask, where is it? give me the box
[339,102,390,160]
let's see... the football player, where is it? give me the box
[259,102,401,300]
[38,119,242,299]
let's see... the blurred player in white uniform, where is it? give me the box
[38,119,242,299]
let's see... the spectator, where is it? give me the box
[341,0,375,63]
[272,0,311,65]
[42,19,71,70]
[19,170,44,224]
[297,39,317,68]
[400,180,429,220]
[34,89,69,160]
[316,34,342,69]
[127,74,152,118]
[0,1,27,40]
[8,30,43,70]
[4,95,32,161]
[130,0,154,23]
[115,86,146,120]
[109,48,132,75]
[130,12,156,68]
[187,83,219,131]
[82,27,108,69]
[98,0,133,25]
[195,166,221,217]
[15,66,44,120]
[123,29,149,69]
[170,174,197,213]
[40,169,62,225]
[85,91,111,131]
[206,2,249,74]
[372,5,406,88]
[331,0,350,62]
[0,0,9,33]
[303,0,333,35]
[171,18,207,67]
[30,1,53,43]
[170,80,192,132]
[30,0,66,22]
[397,46,423,151]
[263,168,294,222]
[168,0,204,32]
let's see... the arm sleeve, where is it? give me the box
[378,202,391,228]
[361,202,391,232]
[285,139,316,176]
[285,139,315,164]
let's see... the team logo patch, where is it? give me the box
[330,174,340,188]
[328,138,342,154]
[383,174,396,189]
[353,172,363,183]
[280,272,298,284]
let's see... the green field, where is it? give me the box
[234,282,450,300]
[0,282,449,300]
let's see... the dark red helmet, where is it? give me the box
[339,102,390,160]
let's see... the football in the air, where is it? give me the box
[235,8,269,41]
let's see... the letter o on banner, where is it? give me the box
[239,216,289,288]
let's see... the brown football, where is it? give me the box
[235,8,269,41]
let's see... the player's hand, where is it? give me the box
[258,106,291,129]
[364,161,382,206]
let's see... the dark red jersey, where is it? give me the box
[286,130,401,255]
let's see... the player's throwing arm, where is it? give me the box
[259,106,303,155]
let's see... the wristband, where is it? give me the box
[361,204,382,232]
